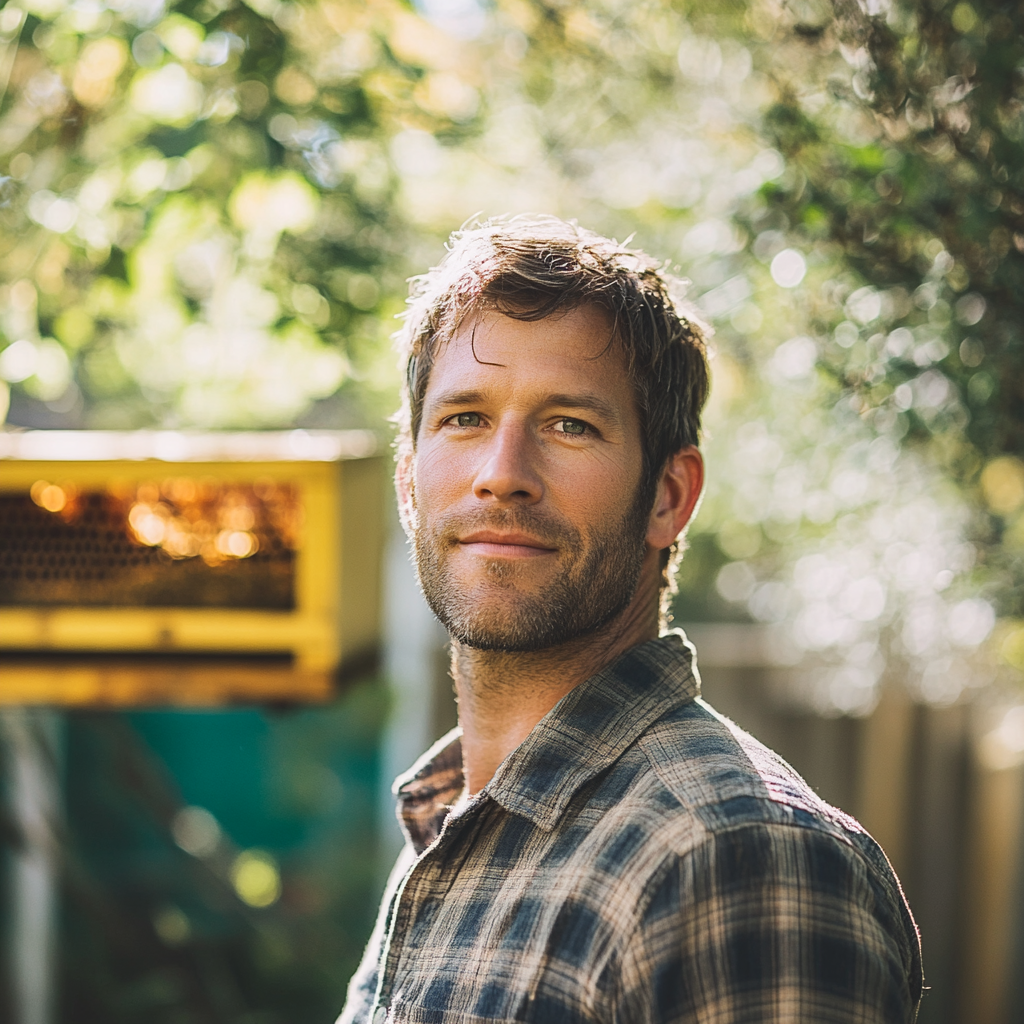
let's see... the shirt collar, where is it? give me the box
[485,631,700,830]
[394,631,701,846]
[393,725,466,854]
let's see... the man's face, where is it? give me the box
[403,304,653,652]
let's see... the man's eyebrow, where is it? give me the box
[427,389,487,409]
[544,393,620,421]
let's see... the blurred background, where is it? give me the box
[1,0,1023,1020]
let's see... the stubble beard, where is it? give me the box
[412,488,652,653]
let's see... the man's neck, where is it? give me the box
[452,557,663,795]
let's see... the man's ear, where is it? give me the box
[646,446,704,551]
[396,451,416,538]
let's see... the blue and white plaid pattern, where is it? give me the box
[340,633,922,1023]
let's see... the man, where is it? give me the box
[340,216,922,1023]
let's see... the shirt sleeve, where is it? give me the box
[616,822,923,1024]
[336,844,418,1024]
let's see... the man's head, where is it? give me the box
[395,215,710,650]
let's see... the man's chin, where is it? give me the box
[436,595,629,654]
[429,591,556,651]
[446,625,573,654]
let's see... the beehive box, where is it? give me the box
[0,430,386,706]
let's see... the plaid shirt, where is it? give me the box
[340,633,922,1024]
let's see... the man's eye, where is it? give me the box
[558,418,588,436]
[454,413,481,427]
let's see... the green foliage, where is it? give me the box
[0,0,471,428]
[747,0,1024,621]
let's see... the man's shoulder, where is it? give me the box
[609,696,887,874]
[576,696,917,948]
[590,703,925,1024]
[639,697,854,827]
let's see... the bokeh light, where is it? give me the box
[769,248,807,288]
[171,805,222,858]
[231,849,282,908]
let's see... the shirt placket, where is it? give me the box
[370,798,486,1022]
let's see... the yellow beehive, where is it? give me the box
[0,430,386,706]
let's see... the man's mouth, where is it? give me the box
[457,531,558,559]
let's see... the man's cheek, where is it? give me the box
[417,438,469,483]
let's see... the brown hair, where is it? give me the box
[394,215,711,594]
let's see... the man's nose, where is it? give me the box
[471,422,543,504]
